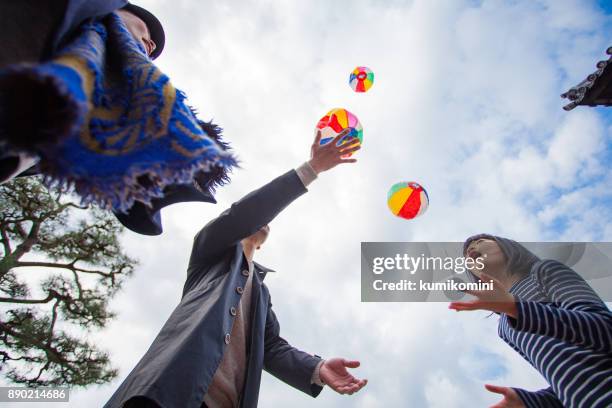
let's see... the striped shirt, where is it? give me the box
[498,259,612,408]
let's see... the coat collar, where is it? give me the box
[253,261,275,279]
[238,245,275,279]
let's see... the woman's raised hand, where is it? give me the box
[485,384,526,408]
[448,271,519,318]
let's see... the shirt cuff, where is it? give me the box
[311,359,325,387]
[295,162,318,188]
[513,388,533,407]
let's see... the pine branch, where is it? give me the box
[13,261,120,281]
[0,322,66,366]
[47,301,60,344]
[63,203,88,211]
[0,292,55,304]
[1,178,132,386]
[0,351,38,363]
[11,222,40,261]
[33,361,51,383]
[0,223,11,255]
[69,270,83,299]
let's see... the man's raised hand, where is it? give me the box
[309,129,360,175]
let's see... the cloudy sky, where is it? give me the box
[7,0,612,407]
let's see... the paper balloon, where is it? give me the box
[349,66,374,93]
[315,108,363,156]
[387,182,429,220]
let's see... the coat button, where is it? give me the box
[241,269,249,277]
[236,286,244,295]
[224,333,231,344]
[230,307,237,316]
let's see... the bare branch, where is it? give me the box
[11,222,40,261]
[14,223,29,240]
[0,223,11,255]
[64,203,88,211]
[70,270,83,299]
[13,261,72,270]
[13,261,119,281]
[0,292,55,304]
[33,361,51,383]
[48,301,60,344]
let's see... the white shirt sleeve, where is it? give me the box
[310,359,325,387]
[295,161,317,188]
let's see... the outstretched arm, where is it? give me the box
[263,297,367,397]
[509,260,612,353]
[449,260,612,353]
[263,298,325,397]
[485,384,563,408]
[190,169,307,265]
[512,386,564,408]
[190,129,360,266]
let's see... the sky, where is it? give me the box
[5,0,612,407]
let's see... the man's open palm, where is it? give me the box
[320,358,367,395]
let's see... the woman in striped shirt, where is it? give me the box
[449,234,612,408]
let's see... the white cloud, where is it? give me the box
[424,371,465,408]
[20,1,609,407]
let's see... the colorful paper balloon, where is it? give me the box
[349,66,374,93]
[315,108,363,156]
[387,182,429,220]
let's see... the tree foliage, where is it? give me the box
[0,177,137,386]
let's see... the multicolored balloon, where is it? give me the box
[387,182,429,220]
[316,108,363,156]
[349,66,374,93]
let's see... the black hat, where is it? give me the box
[0,152,39,184]
[113,183,217,235]
[112,119,233,236]
[122,3,165,59]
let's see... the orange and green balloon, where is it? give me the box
[387,182,429,220]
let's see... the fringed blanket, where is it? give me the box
[0,13,234,211]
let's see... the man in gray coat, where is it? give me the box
[105,129,367,407]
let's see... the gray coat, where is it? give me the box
[105,170,323,408]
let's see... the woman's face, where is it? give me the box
[466,238,506,274]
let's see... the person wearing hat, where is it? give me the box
[450,234,612,408]
[0,1,233,235]
[0,1,165,182]
[0,1,164,67]
[105,130,367,408]
[0,0,166,179]
[117,4,165,60]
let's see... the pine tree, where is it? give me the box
[0,177,137,386]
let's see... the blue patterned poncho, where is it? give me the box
[0,13,235,211]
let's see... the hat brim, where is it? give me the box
[113,184,216,235]
[122,3,165,59]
